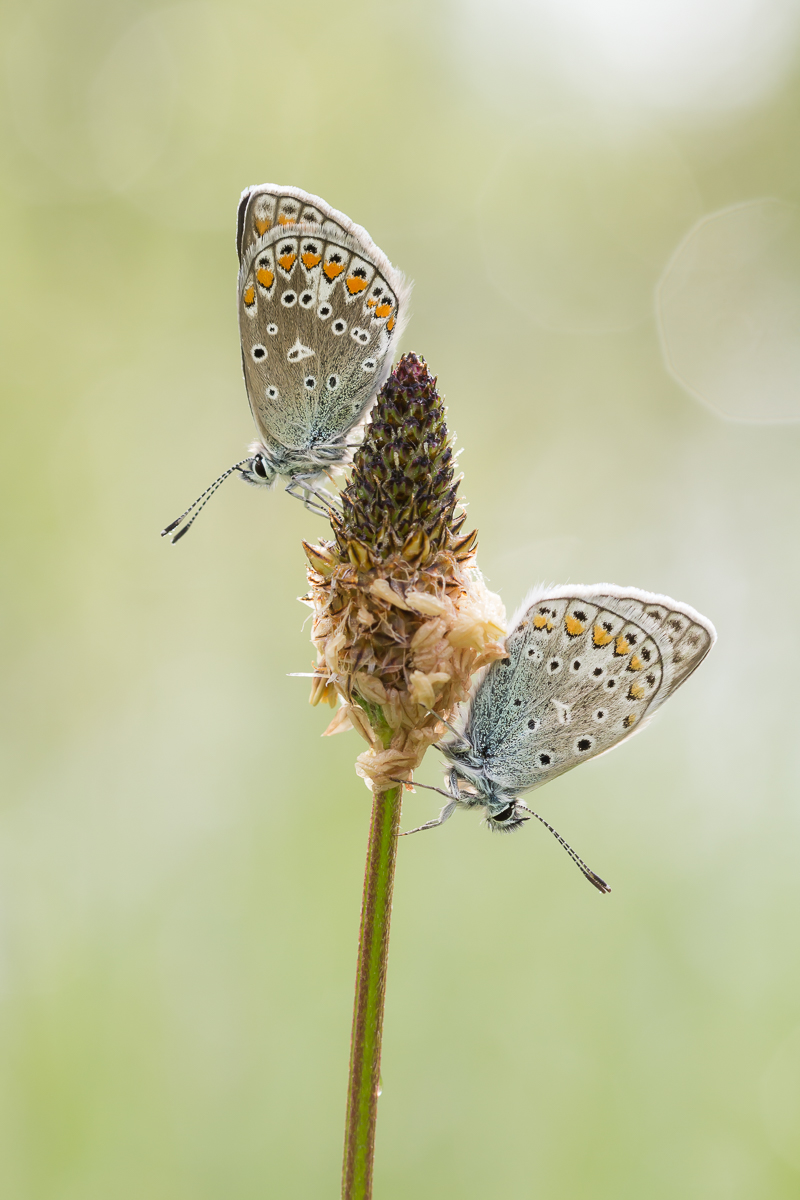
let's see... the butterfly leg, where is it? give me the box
[284,477,336,518]
[400,800,459,836]
[285,475,343,517]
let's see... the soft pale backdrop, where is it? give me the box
[2,0,800,1196]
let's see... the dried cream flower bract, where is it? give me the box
[301,353,506,790]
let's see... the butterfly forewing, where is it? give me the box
[236,184,409,462]
[464,585,715,796]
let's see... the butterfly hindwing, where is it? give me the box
[236,184,409,461]
[463,585,715,797]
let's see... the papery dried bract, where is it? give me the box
[303,354,506,791]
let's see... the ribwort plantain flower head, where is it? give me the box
[301,353,506,789]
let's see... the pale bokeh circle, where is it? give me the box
[657,200,800,423]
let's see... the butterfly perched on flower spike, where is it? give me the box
[162,184,410,542]
[403,585,715,893]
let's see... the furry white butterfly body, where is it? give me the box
[162,184,410,541]
[404,585,715,888]
[236,183,411,493]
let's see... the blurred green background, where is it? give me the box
[2,0,800,1196]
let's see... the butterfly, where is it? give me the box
[402,585,716,892]
[162,184,409,542]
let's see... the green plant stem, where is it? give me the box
[342,779,403,1200]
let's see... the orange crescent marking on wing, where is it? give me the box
[324,262,345,280]
[256,267,274,288]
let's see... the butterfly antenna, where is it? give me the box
[517,804,611,895]
[161,459,250,544]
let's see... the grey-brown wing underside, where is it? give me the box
[236,184,410,455]
[465,584,715,797]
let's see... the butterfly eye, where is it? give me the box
[252,456,268,479]
[493,804,517,824]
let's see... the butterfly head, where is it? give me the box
[240,444,281,488]
[446,766,529,834]
[483,798,530,833]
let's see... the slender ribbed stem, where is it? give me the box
[342,774,402,1200]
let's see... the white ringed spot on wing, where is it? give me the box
[251,344,267,361]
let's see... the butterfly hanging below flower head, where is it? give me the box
[162,183,410,542]
[401,585,716,893]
